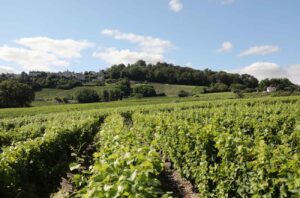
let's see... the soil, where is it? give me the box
[160,162,199,198]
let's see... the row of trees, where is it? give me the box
[0,60,260,91]
[106,60,259,88]
[258,78,298,92]
[75,82,161,103]
[75,79,132,103]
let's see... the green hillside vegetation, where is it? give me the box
[0,96,299,197]
[0,92,234,118]
[148,83,204,96]
[35,83,201,99]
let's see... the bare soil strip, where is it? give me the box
[160,162,199,198]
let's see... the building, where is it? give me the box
[29,71,45,77]
[266,86,276,93]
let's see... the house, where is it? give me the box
[76,73,85,81]
[29,71,44,77]
[266,86,276,93]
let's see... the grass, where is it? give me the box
[148,83,205,96]
[32,83,205,107]
[2,91,300,119]
[35,85,114,100]
[0,92,234,119]
[6,81,299,119]
[35,83,204,101]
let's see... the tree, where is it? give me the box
[0,80,35,108]
[116,79,132,97]
[132,84,157,97]
[75,88,99,103]
[102,90,110,102]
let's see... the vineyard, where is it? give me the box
[0,96,299,197]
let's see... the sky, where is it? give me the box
[0,0,299,84]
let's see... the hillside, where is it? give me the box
[34,83,203,102]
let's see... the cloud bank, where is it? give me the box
[0,65,19,73]
[0,37,93,71]
[239,45,279,56]
[94,29,174,65]
[237,62,300,85]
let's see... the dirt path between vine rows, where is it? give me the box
[160,162,199,198]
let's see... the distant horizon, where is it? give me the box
[2,61,299,86]
[0,1,299,84]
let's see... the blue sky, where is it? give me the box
[0,0,299,83]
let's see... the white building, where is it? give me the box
[266,86,276,93]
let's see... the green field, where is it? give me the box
[2,90,298,119]
[148,83,204,96]
[0,92,236,118]
[34,83,202,101]
[30,83,206,107]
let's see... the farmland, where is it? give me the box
[0,96,299,197]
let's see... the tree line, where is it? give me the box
[105,60,259,89]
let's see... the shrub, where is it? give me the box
[54,97,63,103]
[132,84,157,97]
[178,90,189,97]
[204,83,229,93]
[75,88,99,103]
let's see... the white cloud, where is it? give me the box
[101,29,172,54]
[16,37,93,59]
[289,64,300,76]
[96,29,174,65]
[0,65,19,74]
[237,62,300,85]
[93,48,163,65]
[0,45,68,71]
[239,45,279,56]
[239,62,285,79]
[0,37,93,71]
[185,62,193,67]
[216,41,233,53]
[169,0,183,12]
[222,0,235,5]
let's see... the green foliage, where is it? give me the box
[140,102,300,197]
[75,88,99,103]
[205,82,229,93]
[230,83,246,91]
[259,78,296,91]
[0,113,102,197]
[115,78,132,97]
[178,90,189,97]
[133,84,157,97]
[0,96,299,197]
[72,114,165,197]
[0,80,35,108]
[105,60,259,88]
